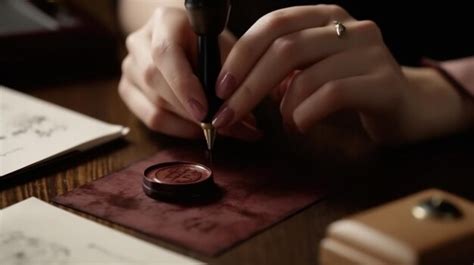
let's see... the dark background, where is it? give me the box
[228,0,474,65]
[1,1,472,87]
[1,2,473,263]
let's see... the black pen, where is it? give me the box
[185,0,231,150]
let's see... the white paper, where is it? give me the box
[0,197,202,265]
[0,85,129,177]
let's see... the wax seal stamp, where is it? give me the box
[143,161,217,203]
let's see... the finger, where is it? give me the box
[219,121,264,142]
[280,48,376,125]
[121,56,260,140]
[150,9,207,122]
[118,77,202,138]
[213,25,347,128]
[271,71,299,102]
[216,4,351,99]
[125,27,154,70]
[219,30,237,63]
[123,54,195,122]
[125,30,194,121]
[214,19,382,129]
[293,74,389,132]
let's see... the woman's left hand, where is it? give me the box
[212,5,415,143]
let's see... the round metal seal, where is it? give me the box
[143,161,217,202]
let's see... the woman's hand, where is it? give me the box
[212,5,474,143]
[119,7,262,141]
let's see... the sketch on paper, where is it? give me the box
[86,243,136,263]
[0,231,143,265]
[2,114,67,140]
[0,86,128,177]
[0,231,70,265]
[0,198,199,265]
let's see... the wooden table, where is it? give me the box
[1,77,473,264]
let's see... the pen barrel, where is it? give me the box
[185,0,231,35]
[185,0,230,124]
[197,35,222,123]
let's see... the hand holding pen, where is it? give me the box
[120,3,470,145]
[119,6,263,142]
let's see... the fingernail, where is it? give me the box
[216,72,236,99]
[188,98,206,121]
[212,105,234,128]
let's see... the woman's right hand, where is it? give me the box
[119,7,263,141]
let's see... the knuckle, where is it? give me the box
[260,10,291,31]
[124,33,136,51]
[356,20,383,41]
[143,63,157,87]
[271,36,297,57]
[117,78,129,98]
[121,56,132,74]
[125,33,135,52]
[323,80,346,105]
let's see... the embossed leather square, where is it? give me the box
[54,146,325,256]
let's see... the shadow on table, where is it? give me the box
[0,138,129,190]
[324,129,474,216]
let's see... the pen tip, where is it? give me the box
[201,122,216,151]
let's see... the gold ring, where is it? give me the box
[333,20,346,38]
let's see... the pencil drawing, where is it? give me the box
[0,231,70,265]
[87,242,138,263]
[2,113,67,141]
[0,231,144,265]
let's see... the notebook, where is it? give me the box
[0,197,201,264]
[0,85,129,178]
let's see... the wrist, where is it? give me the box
[399,67,474,141]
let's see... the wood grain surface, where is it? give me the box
[1,77,473,264]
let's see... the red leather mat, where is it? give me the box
[54,146,326,256]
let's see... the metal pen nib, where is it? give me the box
[201,122,216,150]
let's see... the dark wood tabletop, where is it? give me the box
[1,77,473,264]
